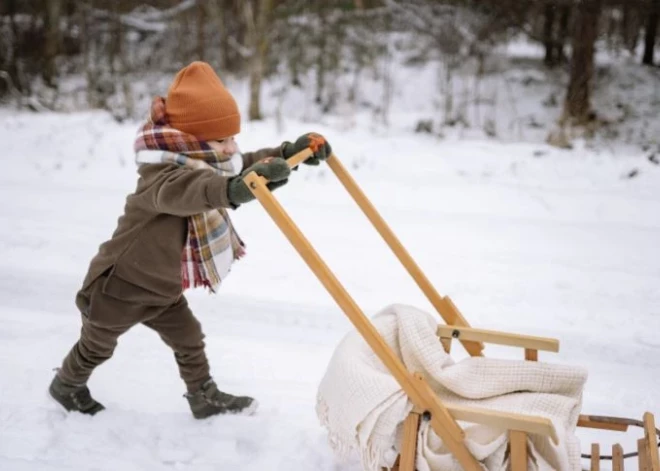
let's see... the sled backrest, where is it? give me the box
[434,324,561,470]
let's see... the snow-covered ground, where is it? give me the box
[0,103,658,471]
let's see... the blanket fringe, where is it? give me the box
[316,392,397,471]
[316,393,354,460]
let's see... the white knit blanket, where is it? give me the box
[316,304,588,471]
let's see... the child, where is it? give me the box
[49,61,332,419]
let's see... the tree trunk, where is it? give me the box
[207,0,227,69]
[245,0,274,121]
[176,8,192,67]
[43,0,62,87]
[543,2,556,66]
[563,0,601,125]
[316,7,327,105]
[622,2,634,54]
[623,2,642,55]
[556,5,571,63]
[605,8,617,54]
[197,0,205,61]
[81,0,99,108]
[642,0,659,65]
[108,2,120,75]
[287,28,303,87]
[3,0,22,94]
[115,2,133,118]
[229,2,247,72]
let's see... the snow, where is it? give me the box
[1,77,660,469]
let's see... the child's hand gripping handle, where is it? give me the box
[242,148,314,188]
[233,148,315,205]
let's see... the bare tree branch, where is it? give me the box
[227,36,252,59]
[82,0,199,34]
[137,0,198,22]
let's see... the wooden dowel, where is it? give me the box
[525,348,538,361]
[644,413,660,471]
[399,412,421,471]
[591,443,600,471]
[612,444,624,471]
[510,431,527,471]
[639,438,650,471]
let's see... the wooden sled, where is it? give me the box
[245,149,659,471]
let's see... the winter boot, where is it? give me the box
[49,374,105,415]
[185,378,258,419]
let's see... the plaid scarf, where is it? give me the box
[134,96,245,293]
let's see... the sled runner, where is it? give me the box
[244,148,659,471]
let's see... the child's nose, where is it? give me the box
[225,140,238,155]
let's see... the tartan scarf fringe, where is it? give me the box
[134,96,244,293]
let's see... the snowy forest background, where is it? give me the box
[1,0,659,152]
[1,2,660,471]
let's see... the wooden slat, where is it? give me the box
[578,415,630,432]
[510,430,528,471]
[399,412,421,471]
[591,443,600,471]
[525,348,538,361]
[612,444,624,471]
[326,155,484,357]
[437,325,560,352]
[644,413,660,471]
[447,404,559,445]
[245,171,481,471]
[639,438,650,471]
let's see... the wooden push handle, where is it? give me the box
[286,147,314,169]
[325,154,484,357]
[244,159,482,471]
[245,151,484,358]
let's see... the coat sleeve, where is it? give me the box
[136,163,234,216]
[241,146,283,170]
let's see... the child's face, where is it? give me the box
[207,136,238,156]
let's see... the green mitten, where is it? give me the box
[227,157,291,206]
[281,132,332,166]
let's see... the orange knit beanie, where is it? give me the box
[166,61,240,141]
